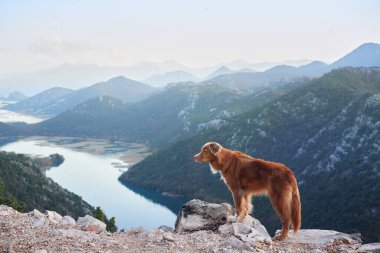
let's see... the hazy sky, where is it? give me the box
[1,0,379,75]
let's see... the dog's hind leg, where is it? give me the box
[269,185,292,240]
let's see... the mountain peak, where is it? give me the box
[332,42,380,68]
[206,66,233,79]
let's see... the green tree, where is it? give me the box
[0,179,27,211]
[106,217,117,232]
[92,206,105,222]
[92,206,117,232]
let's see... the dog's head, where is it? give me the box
[193,142,222,163]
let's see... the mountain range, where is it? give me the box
[0,91,28,102]
[1,42,380,243]
[29,82,295,146]
[4,76,156,117]
[120,67,380,243]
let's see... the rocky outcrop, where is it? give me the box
[175,199,234,232]
[77,215,106,232]
[0,202,379,253]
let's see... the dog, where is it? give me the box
[193,142,301,240]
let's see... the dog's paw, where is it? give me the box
[226,215,237,223]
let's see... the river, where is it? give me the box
[0,136,187,230]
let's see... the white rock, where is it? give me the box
[357,243,380,253]
[0,205,14,216]
[32,217,47,228]
[77,215,106,233]
[46,210,62,224]
[56,215,76,229]
[163,232,175,242]
[222,236,250,251]
[232,223,252,235]
[32,209,45,219]
[33,250,47,253]
[231,220,271,244]
[218,224,234,235]
[309,250,327,253]
[275,229,360,246]
[158,225,174,232]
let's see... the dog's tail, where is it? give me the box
[290,182,301,233]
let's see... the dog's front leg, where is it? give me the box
[232,189,245,222]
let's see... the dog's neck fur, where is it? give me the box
[209,148,233,174]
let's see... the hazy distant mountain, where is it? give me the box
[1,43,379,96]
[202,66,311,92]
[5,87,74,116]
[332,43,380,68]
[144,71,199,87]
[0,91,28,102]
[206,66,234,80]
[225,59,312,72]
[6,76,156,117]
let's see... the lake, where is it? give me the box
[0,101,46,123]
[0,136,188,230]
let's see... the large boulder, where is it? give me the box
[57,215,76,229]
[77,215,106,233]
[175,199,234,232]
[46,210,62,224]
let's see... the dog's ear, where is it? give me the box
[209,142,221,155]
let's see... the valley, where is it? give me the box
[0,43,379,244]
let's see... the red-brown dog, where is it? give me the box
[193,142,301,240]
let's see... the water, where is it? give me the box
[0,137,187,230]
[0,101,46,123]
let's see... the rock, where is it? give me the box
[147,229,164,242]
[175,199,234,232]
[163,232,175,242]
[275,229,361,246]
[46,210,62,224]
[0,205,14,216]
[222,236,250,251]
[49,228,91,239]
[232,223,252,235]
[56,215,76,229]
[33,250,47,253]
[357,243,380,253]
[158,225,174,232]
[218,224,234,235]
[77,215,106,233]
[32,209,45,219]
[50,229,64,236]
[231,218,271,244]
[32,217,47,228]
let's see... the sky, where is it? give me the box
[0,0,380,76]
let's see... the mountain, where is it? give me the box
[0,151,93,217]
[202,67,311,93]
[332,43,380,68]
[206,66,234,80]
[4,87,74,117]
[144,71,199,87]
[32,96,125,137]
[0,91,28,102]
[120,67,380,243]
[30,80,303,147]
[5,76,156,117]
